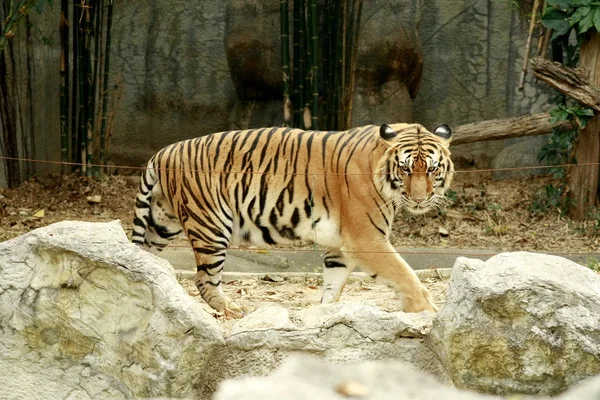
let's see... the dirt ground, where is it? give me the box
[177,274,449,327]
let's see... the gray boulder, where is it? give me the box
[428,252,600,396]
[196,302,449,397]
[214,354,600,400]
[214,354,500,400]
[0,220,223,399]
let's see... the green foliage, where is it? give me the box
[542,0,600,39]
[535,93,593,216]
[585,256,600,272]
[445,189,458,204]
[529,183,573,216]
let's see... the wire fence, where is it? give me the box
[1,154,600,259]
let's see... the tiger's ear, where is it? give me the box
[379,124,397,140]
[433,124,452,141]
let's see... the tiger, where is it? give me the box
[132,123,454,317]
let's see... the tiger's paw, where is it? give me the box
[223,302,245,320]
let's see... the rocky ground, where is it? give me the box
[178,274,449,326]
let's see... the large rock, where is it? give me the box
[428,252,600,396]
[196,302,448,397]
[214,354,600,400]
[0,220,223,399]
[214,354,497,400]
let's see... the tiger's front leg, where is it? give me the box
[321,251,356,304]
[342,239,437,313]
[192,243,244,319]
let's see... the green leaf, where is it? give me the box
[543,8,571,37]
[592,7,600,31]
[571,0,592,5]
[578,108,595,117]
[576,6,596,33]
[547,0,572,8]
[570,6,591,26]
[576,115,589,128]
[549,107,570,124]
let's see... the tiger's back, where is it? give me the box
[133,123,454,317]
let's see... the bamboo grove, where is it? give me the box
[0,0,119,187]
[281,0,364,131]
[62,0,119,176]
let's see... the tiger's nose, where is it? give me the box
[413,196,426,204]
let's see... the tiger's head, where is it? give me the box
[377,123,454,215]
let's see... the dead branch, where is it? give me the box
[530,57,600,112]
[452,112,573,146]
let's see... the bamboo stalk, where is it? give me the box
[77,1,87,174]
[292,0,301,127]
[99,0,113,169]
[60,0,69,172]
[0,0,36,54]
[344,0,362,130]
[90,0,103,176]
[71,0,79,167]
[84,2,93,177]
[24,15,36,179]
[298,0,306,128]
[518,0,541,90]
[309,0,318,130]
[323,0,332,130]
[339,0,347,126]
[303,0,312,129]
[333,0,344,129]
[280,0,292,125]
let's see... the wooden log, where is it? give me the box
[530,57,600,112]
[567,32,600,221]
[451,112,572,146]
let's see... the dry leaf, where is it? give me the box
[255,249,270,255]
[32,209,45,218]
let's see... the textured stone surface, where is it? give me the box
[196,302,448,397]
[0,220,223,399]
[214,354,600,400]
[491,135,551,180]
[428,252,600,396]
[214,354,498,400]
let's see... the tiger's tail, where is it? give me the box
[131,158,157,247]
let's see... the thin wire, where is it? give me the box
[0,155,597,176]
[3,156,600,257]
[2,228,599,257]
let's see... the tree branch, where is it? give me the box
[451,112,572,146]
[530,57,600,112]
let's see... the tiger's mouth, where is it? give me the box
[404,194,451,215]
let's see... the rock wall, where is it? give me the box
[0,1,553,184]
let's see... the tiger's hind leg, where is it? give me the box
[192,241,244,318]
[321,251,356,304]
